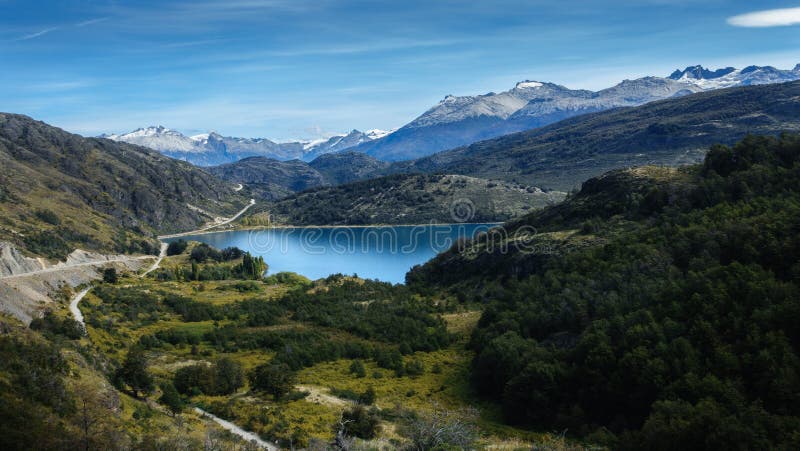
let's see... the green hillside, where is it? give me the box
[257,173,564,226]
[408,135,800,448]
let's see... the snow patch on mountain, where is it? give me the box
[102,126,393,165]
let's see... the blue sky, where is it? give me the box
[1,0,799,140]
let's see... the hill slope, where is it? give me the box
[0,113,247,258]
[260,173,563,226]
[207,151,391,200]
[395,81,800,190]
[407,135,800,448]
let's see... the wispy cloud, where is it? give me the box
[727,7,800,28]
[13,27,58,41]
[27,81,94,91]
[8,17,107,42]
[266,38,467,57]
[76,17,109,27]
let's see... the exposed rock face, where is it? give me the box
[0,242,150,324]
[0,241,46,277]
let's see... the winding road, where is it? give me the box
[0,255,154,281]
[194,408,278,450]
[141,242,168,277]
[68,199,257,324]
[66,199,271,448]
[159,199,255,239]
[68,287,92,327]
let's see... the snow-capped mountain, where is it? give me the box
[668,64,800,89]
[102,126,200,152]
[351,64,800,161]
[101,127,395,166]
[104,64,799,165]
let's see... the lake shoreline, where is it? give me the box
[169,222,503,239]
[163,223,496,284]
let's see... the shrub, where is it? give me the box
[166,240,188,256]
[340,404,381,439]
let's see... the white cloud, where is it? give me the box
[727,7,800,28]
[13,27,58,41]
[75,17,109,27]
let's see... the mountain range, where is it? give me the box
[102,127,393,166]
[394,79,800,190]
[210,79,800,196]
[102,64,799,165]
[352,64,800,161]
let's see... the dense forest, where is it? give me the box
[410,134,800,448]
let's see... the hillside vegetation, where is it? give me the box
[396,81,800,191]
[255,173,564,226]
[65,244,565,449]
[0,114,248,258]
[408,135,800,449]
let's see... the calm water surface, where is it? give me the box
[166,224,496,284]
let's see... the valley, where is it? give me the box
[9,133,797,450]
[1,38,799,449]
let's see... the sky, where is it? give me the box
[0,0,799,140]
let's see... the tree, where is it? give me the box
[249,363,295,400]
[340,404,381,439]
[159,381,184,416]
[102,267,118,284]
[115,346,153,397]
[238,253,267,280]
[72,379,119,451]
[166,239,188,256]
[214,357,244,395]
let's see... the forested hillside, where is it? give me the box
[408,135,800,448]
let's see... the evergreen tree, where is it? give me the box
[115,346,153,397]
[158,381,183,416]
[249,363,295,400]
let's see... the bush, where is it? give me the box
[173,358,243,396]
[102,267,118,284]
[401,406,478,450]
[249,363,295,400]
[34,209,60,225]
[166,239,188,256]
[29,311,83,339]
[349,360,366,378]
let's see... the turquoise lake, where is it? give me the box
[167,224,496,284]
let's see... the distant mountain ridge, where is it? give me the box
[351,64,800,161]
[394,80,800,190]
[102,64,799,165]
[102,127,395,166]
